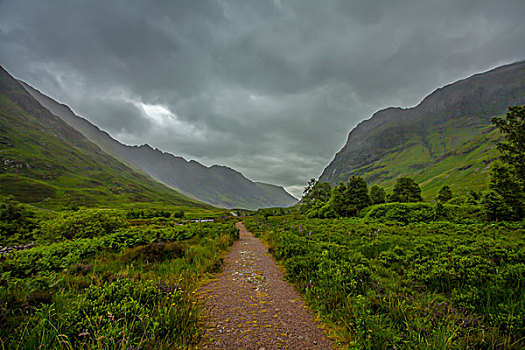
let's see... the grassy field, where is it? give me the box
[351,121,502,200]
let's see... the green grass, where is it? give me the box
[350,119,502,200]
[0,175,56,202]
[0,90,215,211]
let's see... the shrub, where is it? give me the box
[119,242,186,263]
[365,202,482,224]
[126,209,174,219]
[0,221,240,349]
[306,200,337,218]
[31,278,198,348]
[245,215,525,349]
[38,209,127,240]
[0,197,36,242]
[365,202,435,224]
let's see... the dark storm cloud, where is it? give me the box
[1,0,524,197]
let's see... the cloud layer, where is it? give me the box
[1,0,524,197]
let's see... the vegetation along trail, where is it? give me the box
[197,222,334,349]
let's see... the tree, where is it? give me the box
[492,105,525,188]
[437,185,453,203]
[329,183,347,217]
[301,179,331,211]
[311,182,331,203]
[390,177,422,203]
[370,185,386,205]
[327,176,370,217]
[302,178,317,199]
[483,190,512,221]
[485,105,525,220]
[486,162,524,220]
[343,176,371,216]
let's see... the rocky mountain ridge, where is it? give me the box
[320,61,525,197]
[21,82,297,209]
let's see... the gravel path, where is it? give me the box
[196,222,334,350]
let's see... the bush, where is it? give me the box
[306,200,337,218]
[0,221,239,349]
[38,209,127,240]
[365,202,435,224]
[31,278,198,348]
[245,215,525,349]
[0,198,36,242]
[126,209,174,219]
[365,202,482,224]
[119,242,186,263]
[173,210,185,218]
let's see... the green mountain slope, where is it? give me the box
[0,66,211,209]
[320,61,525,199]
[20,82,297,210]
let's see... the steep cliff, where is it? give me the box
[320,61,525,197]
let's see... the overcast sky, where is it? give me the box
[1,0,524,197]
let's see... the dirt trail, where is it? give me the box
[197,222,334,350]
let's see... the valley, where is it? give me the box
[1,60,524,349]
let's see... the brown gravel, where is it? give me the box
[196,222,334,350]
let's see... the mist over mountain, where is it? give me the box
[320,61,525,197]
[21,81,297,209]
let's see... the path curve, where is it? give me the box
[197,222,334,350]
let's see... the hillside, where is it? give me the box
[320,61,525,198]
[0,66,211,210]
[20,82,297,210]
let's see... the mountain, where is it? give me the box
[320,61,525,198]
[20,82,297,210]
[0,65,211,209]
